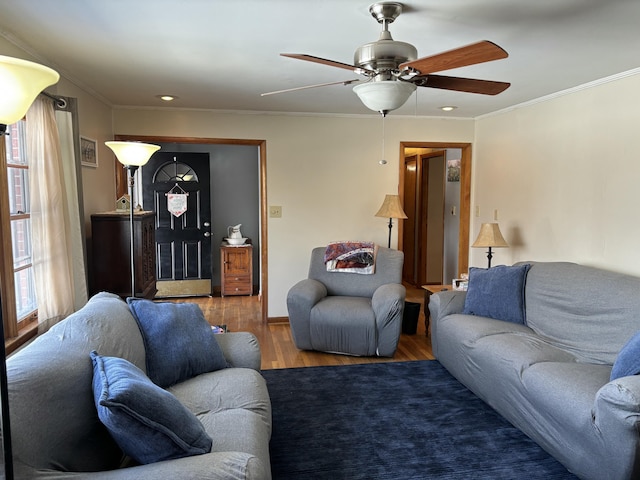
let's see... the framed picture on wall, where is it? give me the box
[80,136,98,168]
[447,159,461,182]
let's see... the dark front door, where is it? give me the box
[142,152,212,297]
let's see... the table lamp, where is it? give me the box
[472,222,508,268]
[375,194,408,248]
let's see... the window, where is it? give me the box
[154,162,199,183]
[3,119,37,333]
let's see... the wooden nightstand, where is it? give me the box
[220,242,253,296]
[421,285,452,335]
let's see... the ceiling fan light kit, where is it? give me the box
[353,80,416,115]
[267,2,510,115]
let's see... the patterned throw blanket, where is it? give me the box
[324,241,377,274]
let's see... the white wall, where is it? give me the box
[473,72,640,276]
[113,109,475,316]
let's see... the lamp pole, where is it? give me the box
[126,166,138,297]
[386,218,393,248]
[0,295,12,480]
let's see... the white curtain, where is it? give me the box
[55,108,88,312]
[26,97,87,332]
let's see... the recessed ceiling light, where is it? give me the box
[440,106,457,112]
[156,95,177,102]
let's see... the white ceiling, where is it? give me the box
[1,0,640,118]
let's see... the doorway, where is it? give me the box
[402,150,446,286]
[114,135,268,324]
[398,142,471,286]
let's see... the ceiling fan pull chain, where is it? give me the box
[379,114,387,165]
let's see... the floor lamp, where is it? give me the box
[105,142,160,297]
[0,54,60,480]
[375,194,408,248]
[471,222,509,268]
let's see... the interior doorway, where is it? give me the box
[114,135,268,324]
[402,150,446,286]
[398,142,471,287]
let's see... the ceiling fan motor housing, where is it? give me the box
[356,2,416,80]
[354,35,417,79]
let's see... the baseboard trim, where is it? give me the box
[268,316,289,324]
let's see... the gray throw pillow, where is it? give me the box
[90,351,212,464]
[127,298,228,388]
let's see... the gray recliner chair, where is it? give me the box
[287,246,406,357]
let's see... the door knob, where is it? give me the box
[204,221,210,227]
[204,232,211,237]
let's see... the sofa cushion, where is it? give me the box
[127,298,228,387]
[90,351,212,464]
[610,331,640,381]
[463,264,531,324]
[523,262,640,365]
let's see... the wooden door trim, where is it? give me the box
[398,142,471,278]
[113,134,268,324]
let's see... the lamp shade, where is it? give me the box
[353,80,416,114]
[472,223,509,248]
[105,141,160,167]
[0,55,59,125]
[375,194,408,219]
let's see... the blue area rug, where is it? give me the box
[262,360,578,479]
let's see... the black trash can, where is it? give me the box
[402,301,421,335]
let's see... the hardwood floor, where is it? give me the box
[181,284,435,370]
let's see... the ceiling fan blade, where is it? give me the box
[261,79,360,97]
[281,54,372,73]
[414,74,510,95]
[400,41,508,75]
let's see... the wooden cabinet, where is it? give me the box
[91,211,157,299]
[220,243,253,296]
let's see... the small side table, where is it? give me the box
[421,285,451,335]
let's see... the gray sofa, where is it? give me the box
[287,246,405,357]
[7,292,272,479]
[430,261,640,480]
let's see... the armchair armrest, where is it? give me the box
[214,332,262,371]
[372,283,406,357]
[286,279,327,350]
[428,291,466,355]
[428,290,466,322]
[18,451,269,480]
[592,375,640,479]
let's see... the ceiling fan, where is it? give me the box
[263,2,510,115]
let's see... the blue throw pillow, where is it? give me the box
[127,299,228,388]
[610,331,640,381]
[90,351,212,464]
[463,264,531,324]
